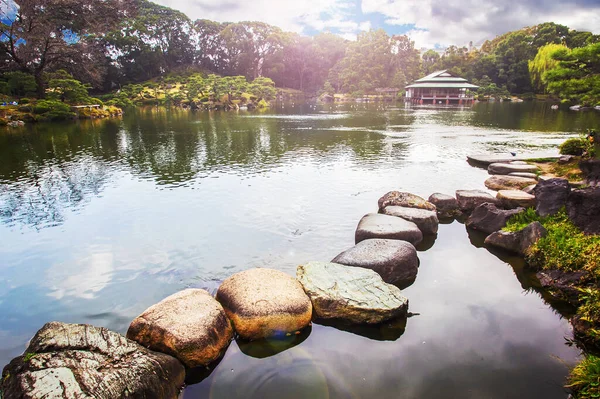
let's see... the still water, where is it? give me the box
[1,102,599,398]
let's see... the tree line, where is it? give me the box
[1,0,599,103]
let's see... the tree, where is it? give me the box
[0,71,37,97]
[546,43,600,105]
[528,43,567,93]
[0,0,133,97]
[47,70,92,104]
[422,50,441,74]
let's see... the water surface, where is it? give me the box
[1,102,598,398]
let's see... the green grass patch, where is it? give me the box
[23,352,36,362]
[568,355,600,398]
[504,209,600,276]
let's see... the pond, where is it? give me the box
[1,102,599,398]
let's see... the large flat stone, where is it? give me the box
[1,322,185,399]
[455,189,497,213]
[467,154,558,167]
[332,239,418,286]
[127,289,233,368]
[216,268,312,340]
[485,175,538,191]
[508,172,538,179]
[296,262,408,324]
[488,163,540,175]
[377,191,436,212]
[497,190,536,209]
[355,213,423,245]
[382,206,439,234]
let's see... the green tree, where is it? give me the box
[528,43,568,93]
[0,71,37,97]
[546,43,600,105]
[47,70,93,104]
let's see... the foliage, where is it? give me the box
[504,210,600,277]
[546,43,600,105]
[567,355,600,398]
[560,137,590,156]
[529,43,568,93]
[46,71,93,104]
[0,72,37,97]
[32,100,76,121]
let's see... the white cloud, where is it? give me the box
[362,0,600,48]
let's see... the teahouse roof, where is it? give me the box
[406,70,479,89]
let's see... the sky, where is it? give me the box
[153,0,600,48]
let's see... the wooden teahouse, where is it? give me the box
[405,70,478,104]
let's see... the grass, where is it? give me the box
[504,209,600,276]
[567,355,600,398]
[23,352,35,362]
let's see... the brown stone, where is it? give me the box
[484,175,538,191]
[127,289,233,368]
[216,268,312,340]
[496,190,536,209]
[377,191,436,212]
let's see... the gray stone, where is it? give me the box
[127,289,233,368]
[580,159,600,187]
[216,268,312,340]
[466,203,524,234]
[332,239,418,286]
[428,193,460,218]
[509,161,529,165]
[1,322,185,399]
[508,172,538,180]
[522,184,537,195]
[455,189,498,213]
[559,155,575,164]
[466,154,558,166]
[534,178,571,217]
[567,188,600,234]
[296,262,408,324]
[488,163,539,175]
[484,222,547,255]
[382,206,439,234]
[377,191,436,212]
[355,213,423,245]
[497,190,536,209]
[485,175,538,191]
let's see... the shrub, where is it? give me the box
[32,100,76,121]
[568,355,600,398]
[19,98,31,105]
[560,137,588,156]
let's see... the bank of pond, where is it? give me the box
[1,152,599,398]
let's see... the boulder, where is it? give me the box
[558,155,575,164]
[534,178,570,217]
[522,184,537,195]
[216,268,312,340]
[332,239,418,286]
[428,193,460,218]
[567,188,600,234]
[508,172,538,180]
[355,213,423,245]
[537,270,588,305]
[377,191,436,212]
[382,206,439,235]
[484,175,538,191]
[1,322,185,399]
[466,203,524,234]
[455,190,498,213]
[296,262,408,324]
[484,221,547,255]
[127,289,233,368]
[580,159,600,187]
[488,163,539,175]
[497,190,536,209]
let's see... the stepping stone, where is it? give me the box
[522,184,537,194]
[466,203,524,234]
[382,206,439,234]
[467,154,558,166]
[488,163,539,175]
[485,222,547,255]
[455,189,497,213]
[1,322,185,399]
[216,268,312,340]
[508,172,538,180]
[497,190,536,209]
[355,213,423,245]
[485,175,538,191]
[127,289,233,368]
[332,239,418,286]
[428,192,460,218]
[378,191,436,212]
[296,262,408,324]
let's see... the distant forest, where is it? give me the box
[1,0,599,102]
